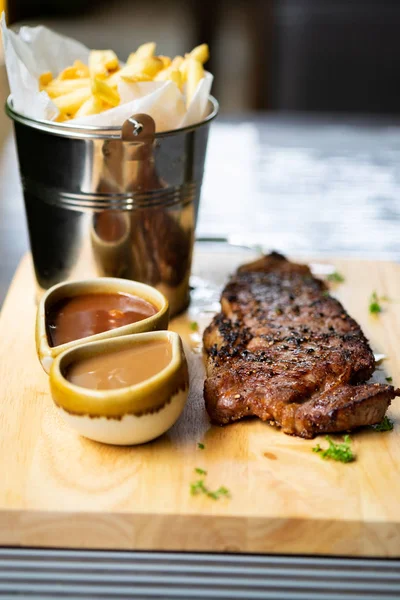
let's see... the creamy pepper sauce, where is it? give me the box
[65,340,172,390]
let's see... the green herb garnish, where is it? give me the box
[195,467,207,476]
[190,321,199,332]
[372,416,394,432]
[207,486,230,500]
[190,468,230,500]
[190,480,231,500]
[197,442,205,449]
[369,292,392,315]
[386,376,393,383]
[190,479,208,496]
[369,291,383,314]
[327,271,345,283]
[312,435,355,463]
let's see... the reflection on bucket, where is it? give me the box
[91,212,132,279]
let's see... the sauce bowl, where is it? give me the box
[49,331,189,445]
[36,278,169,373]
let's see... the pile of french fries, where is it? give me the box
[39,42,209,122]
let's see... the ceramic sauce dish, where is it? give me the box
[36,278,169,373]
[49,330,189,445]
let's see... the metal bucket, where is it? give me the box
[6,96,218,316]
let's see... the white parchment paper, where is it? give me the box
[1,14,213,131]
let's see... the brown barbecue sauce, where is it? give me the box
[46,292,157,347]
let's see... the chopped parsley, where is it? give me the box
[369,291,382,314]
[190,479,208,496]
[369,291,392,315]
[190,468,230,500]
[386,376,393,383]
[312,435,355,463]
[195,467,207,476]
[197,442,205,450]
[327,271,345,283]
[190,321,199,332]
[190,480,230,500]
[207,486,230,500]
[372,416,394,432]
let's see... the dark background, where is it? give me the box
[5,0,400,115]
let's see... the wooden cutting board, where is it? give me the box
[0,249,399,557]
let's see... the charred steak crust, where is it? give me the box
[203,252,398,438]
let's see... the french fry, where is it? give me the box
[128,57,164,78]
[159,55,172,68]
[75,95,108,118]
[126,52,137,66]
[173,70,183,87]
[179,58,189,82]
[59,65,80,80]
[109,56,168,87]
[134,42,156,60]
[120,72,153,83]
[188,43,209,64]
[127,42,157,66]
[53,87,92,117]
[45,78,91,98]
[91,77,120,106]
[113,58,163,84]
[73,59,90,78]
[179,45,209,82]
[168,69,183,89]
[154,66,183,89]
[171,55,184,69]
[39,71,53,89]
[106,69,122,88]
[185,59,204,107]
[89,50,119,78]
[154,67,169,82]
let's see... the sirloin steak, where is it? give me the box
[203,252,399,438]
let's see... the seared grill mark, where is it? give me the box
[203,252,399,438]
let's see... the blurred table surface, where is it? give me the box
[1,65,400,599]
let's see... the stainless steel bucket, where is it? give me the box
[6,96,218,316]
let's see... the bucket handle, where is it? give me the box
[121,113,156,142]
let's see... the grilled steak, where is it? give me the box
[203,252,398,438]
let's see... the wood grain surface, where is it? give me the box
[0,249,399,556]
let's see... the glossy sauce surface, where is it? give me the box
[65,340,172,390]
[46,292,157,347]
